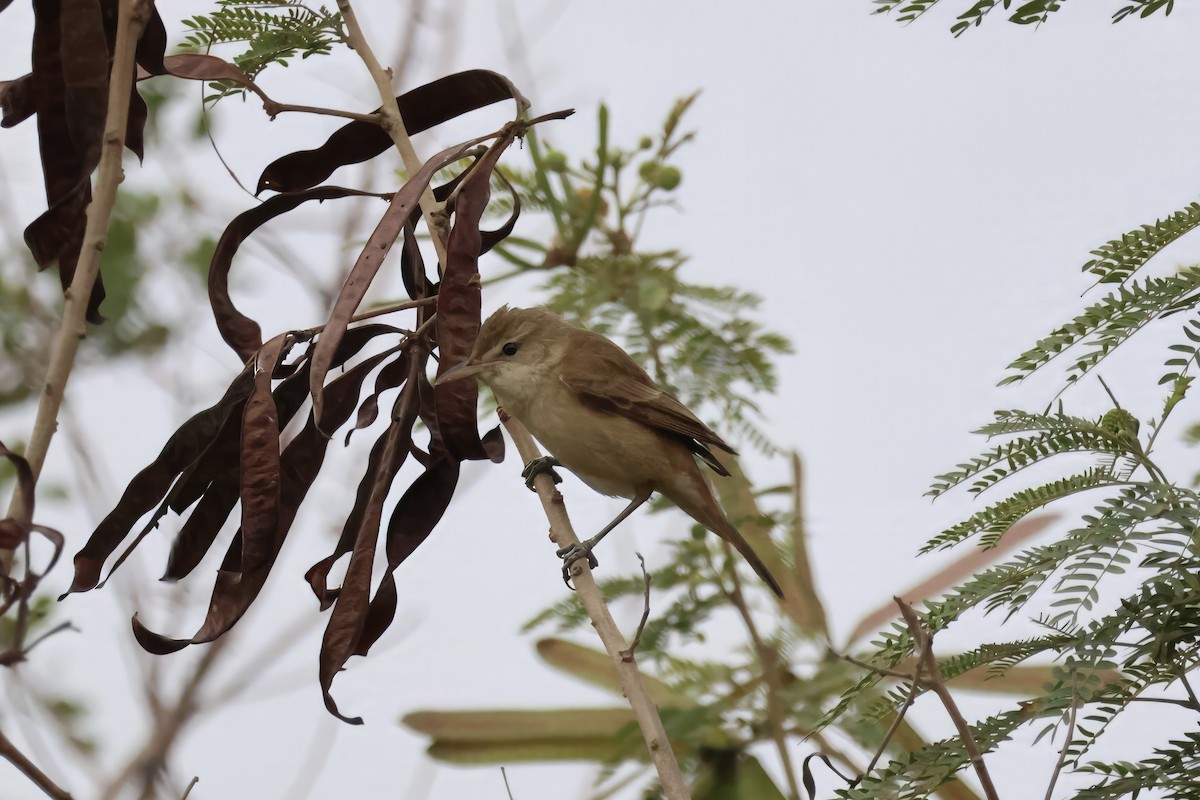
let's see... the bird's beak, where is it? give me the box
[435,360,494,386]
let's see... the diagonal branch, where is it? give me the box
[1,0,153,576]
[0,727,73,800]
[500,412,691,800]
[336,0,452,265]
[896,598,1000,800]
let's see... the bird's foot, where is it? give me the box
[522,456,563,492]
[557,542,599,589]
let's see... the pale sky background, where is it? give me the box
[5,2,1200,798]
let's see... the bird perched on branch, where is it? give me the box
[437,306,783,597]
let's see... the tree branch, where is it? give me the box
[896,599,1000,800]
[499,412,691,800]
[0,727,73,800]
[1,0,152,576]
[336,0,449,266]
[1044,699,1077,800]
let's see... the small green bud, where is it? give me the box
[638,160,662,183]
[542,149,568,172]
[1100,408,1140,437]
[638,136,654,150]
[654,165,682,190]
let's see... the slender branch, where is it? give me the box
[896,599,1000,800]
[713,542,801,800]
[863,681,921,782]
[836,651,919,682]
[0,727,73,800]
[1126,696,1200,709]
[501,766,515,800]
[1177,666,1200,710]
[260,99,380,124]
[499,413,690,800]
[620,552,652,659]
[1044,700,1077,800]
[179,777,199,800]
[98,636,228,800]
[296,295,437,336]
[336,0,449,266]
[1,0,152,575]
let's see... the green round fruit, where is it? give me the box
[638,160,662,183]
[655,165,682,190]
[542,149,568,172]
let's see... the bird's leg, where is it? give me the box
[521,456,563,492]
[558,493,651,588]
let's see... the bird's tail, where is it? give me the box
[672,485,784,598]
[710,515,785,599]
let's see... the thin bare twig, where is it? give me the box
[835,649,975,789]
[1,0,153,576]
[835,651,919,682]
[896,599,1000,800]
[500,413,690,800]
[501,766,516,800]
[18,622,78,657]
[1044,700,1077,800]
[98,636,229,800]
[1127,696,1200,709]
[620,552,652,660]
[863,675,921,781]
[296,295,437,336]
[179,776,199,800]
[260,100,380,123]
[1177,666,1200,710]
[0,727,73,800]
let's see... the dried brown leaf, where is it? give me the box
[135,341,402,652]
[434,132,517,463]
[209,186,388,361]
[64,365,255,596]
[308,137,489,428]
[257,69,526,194]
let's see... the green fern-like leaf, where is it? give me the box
[1009,0,1068,26]
[928,424,1127,498]
[180,1,345,99]
[922,468,1112,553]
[1083,201,1200,285]
[1002,268,1200,385]
[1112,0,1176,23]
[951,0,1013,36]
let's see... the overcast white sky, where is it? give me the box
[5,2,1200,798]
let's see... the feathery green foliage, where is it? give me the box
[871,0,1174,36]
[825,136,1200,794]
[1001,268,1200,386]
[181,1,345,99]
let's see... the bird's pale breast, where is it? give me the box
[491,376,680,499]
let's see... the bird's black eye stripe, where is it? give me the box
[502,342,520,356]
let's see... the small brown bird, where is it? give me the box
[437,306,783,597]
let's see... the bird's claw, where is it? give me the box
[522,456,563,492]
[557,542,599,589]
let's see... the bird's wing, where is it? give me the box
[559,331,736,476]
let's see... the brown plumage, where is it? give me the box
[438,306,783,597]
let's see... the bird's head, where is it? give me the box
[435,306,566,395]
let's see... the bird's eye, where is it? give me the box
[501,342,520,356]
